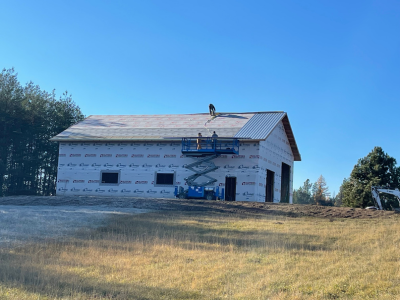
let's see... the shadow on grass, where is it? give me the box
[0,210,335,299]
[86,211,334,252]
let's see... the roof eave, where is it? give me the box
[281,115,301,161]
[50,136,259,142]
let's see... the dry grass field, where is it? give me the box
[1,208,400,299]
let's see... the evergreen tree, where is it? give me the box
[334,178,348,207]
[0,68,84,196]
[342,147,400,208]
[313,175,330,205]
[293,179,313,204]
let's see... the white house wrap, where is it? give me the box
[51,112,301,203]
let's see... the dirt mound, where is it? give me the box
[167,199,397,219]
[234,202,397,219]
[0,196,397,219]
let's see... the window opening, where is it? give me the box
[155,173,174,186]
[101,171,119,184]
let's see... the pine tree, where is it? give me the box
[334,178,348,207]
[342,147,400,208]
[293,179,313,204]
[313,175,330,205]
[0,68,84,196]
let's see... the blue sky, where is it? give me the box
[1,0,400,195]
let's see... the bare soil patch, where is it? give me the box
[0,195,396,219]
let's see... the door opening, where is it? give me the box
[280,163,291,203]
[225,176,237,201]
[265,169,274,202]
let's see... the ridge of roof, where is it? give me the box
[85,111,285,117]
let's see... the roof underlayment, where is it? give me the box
[51,112,301,161]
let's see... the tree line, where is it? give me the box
[294,147,400,209]
[0,68,84,196]
[293,175,334,206]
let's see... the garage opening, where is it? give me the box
[225,176,236,201]
[280,163,291,203]
[265,169,274,202]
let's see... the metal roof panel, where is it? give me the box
[234,112,286,139]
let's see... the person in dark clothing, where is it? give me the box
[209,104,216,116]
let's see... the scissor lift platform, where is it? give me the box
[181,137,239,157]
[175,137,240,200]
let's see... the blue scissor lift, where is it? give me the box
[174,137,240,200]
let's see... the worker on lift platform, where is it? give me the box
[212,131,218,148]
[197,133,202,150]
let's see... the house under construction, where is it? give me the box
[51,111,301,202]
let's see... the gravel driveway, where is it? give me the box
[0,197,154,248]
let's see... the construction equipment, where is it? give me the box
[174,137,239,200]
[184,154,219,187]
[175,185,223,200]
[370,186,400,210]
[180,137,239,156]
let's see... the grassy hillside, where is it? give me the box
[1,210,399,299]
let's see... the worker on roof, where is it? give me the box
[209,104,215,116]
